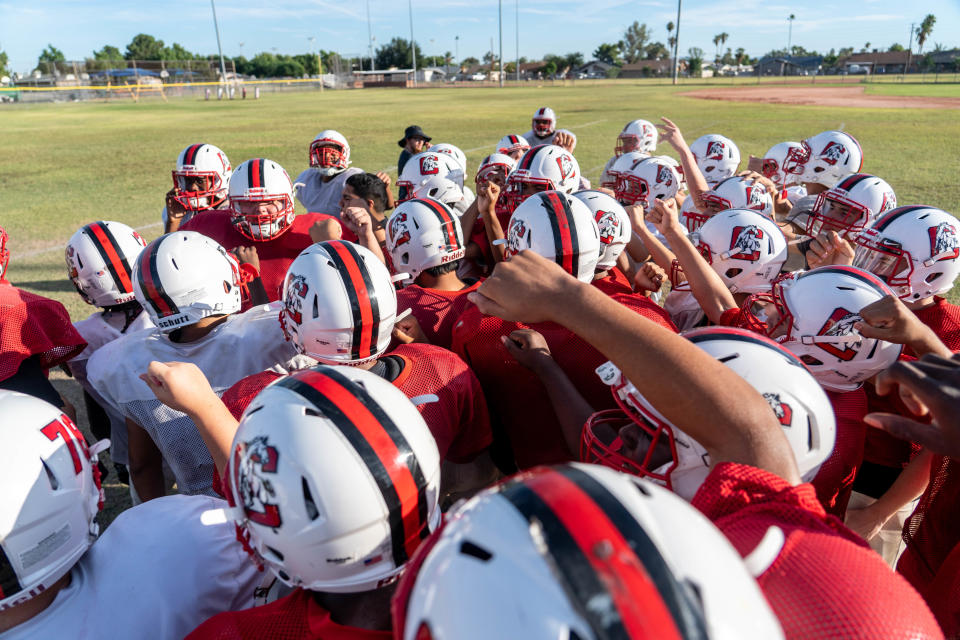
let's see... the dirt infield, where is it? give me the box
[681,85,960,109]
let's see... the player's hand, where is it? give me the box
[596,186,616,197]
[656,117,687,152]
[341,206,373,236]
[469,250,582,323]
[502,329,554,373]
[856,295,951,356]
[624,204,646,234]
[634,261,666,293]
[648,198,683,237]
[477,181,500,212]
[375,171,392,189]
[553,131,576,153]
[140,361,218,416]
[165,188,188,219]
[233,246,260,271]
[805,231,854,269]
[393,313,429,344]
[310,218,342,243]
[866,353,960,459]
[845,505,887,542]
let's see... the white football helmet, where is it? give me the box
[398,151,464,202]
[281,240,397,364]
[615,119,658,156]
[410,176,467,213]
[688,176,773,231]
[133,231,242,332]
[171,143,232,212]
[690,134,741,185]
[806,173,897,239]
[65,221,147,307]
[854,205,960,302]
[387,198,465,285]
[227,365,441,593]
[475,153,516,188]
[603,151,650,191]
[531,106,556,137]
[573,190,631,271]
[496,133,530,159]
[761,141,805,189]
[740,266,903,392]
[583,327,836,500]
[309,129,351,177]
[228,158,297,241]
[505,190,600,283]
[789,130,864,188]
[0,391,105,611]
[679,194,706,233]
[430,143,468,178]
[691,209,788,294]
[501,145,580,215]
[394,463,785,640]
[614,156,681,208]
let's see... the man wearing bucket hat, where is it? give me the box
[398,125,432,173]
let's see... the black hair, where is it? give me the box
[423,260,461,277]
[346,172,388,213]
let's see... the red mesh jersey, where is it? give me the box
[219,345,491,463]
[910,297,960,354]
[396,281,482,350]
[811,388,868,519]
[181,212,330,310]
[693,462,944,640]
[468,209,512,267]
[0,283,87,381]
[592,267,633,296]
[452,293,677,469]
[186,588,391,639]
[899,456,960,636]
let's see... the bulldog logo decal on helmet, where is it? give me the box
[282,274,309,325]
[506,218,529,256]
[389,212,412,248]
[819,141,846,165]
[763,392,793,427]
[706,140,725,160]
[233,435,282,528]
[419,155,439,175]
[556,154,575,181]
[929,222,960,261]
[656,165,674,186]
[728,225,765,261]
[596,211,620,245]
[817,308,862,361]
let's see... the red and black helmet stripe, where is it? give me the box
[413,198,460,249]
[137,237,179,318]
[540,191,580,276]
[873,205,931,232]
[685,327,807,370]
[247,158,266,189]
[84,222,135,295]
[324,240,381,360]
[501,466,706,639]
[518,144,549,171]
[182,143,203,166]
[0,545,23,602]
[835,173,871,192]
[277,367,430,566]
[509,134,522,145]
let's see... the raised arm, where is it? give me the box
[657,117,711,208]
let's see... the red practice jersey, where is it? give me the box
[452,293,677,469]
[396,281,481,350]
[591,267,633,296]
[186,588,390,640]
[0,282,86,381]
[811,388,868,519]
[693,462,944,640]
[181,212,329,309]
[220,344,491,463]
[899,455,960,637]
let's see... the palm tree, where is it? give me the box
[916,14,936,55]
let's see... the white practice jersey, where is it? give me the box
[294,167,364,214]
[0,495,261,640]
[69,310,154,467]
[87,303,313,495]
[664,289,706,332]
[521,128,577,149]
[599,156,618,188]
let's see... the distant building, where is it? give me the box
[576,60,614,77]
[619,59,675,78]
[754,55,823,76]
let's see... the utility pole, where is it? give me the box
[671,0,682,85]
[906,22,915,76]
[515,0,520,81]
[498,0,504,87]
[787,14,795,55]
[210,0,228,87]
[455,35,460,78]
[408,0,418,86]
[366,0,375,71]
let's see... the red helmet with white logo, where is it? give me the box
[171,143,232,212]
[228,158,297,241]
[806,173,897,239]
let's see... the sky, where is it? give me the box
[2,0,959,74]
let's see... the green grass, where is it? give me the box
[3,83,960,323]
[863,82,960,97]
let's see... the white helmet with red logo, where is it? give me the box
[496,134,530,158]
[740,266,903,391]
[228,158,297,241]
[505,190,600,283]
[615,119,658,156]
[531,106,556,137]
[171,143,232,212]
[573,190,631,271]
[692,209,788,294]
[393,463,785,640]
[806,173,897,239]
[702,176,774,218]
[430,143,468,178]
[133,231,242,332]
[386,199,465,286]
[398,151,464,202]
[761,141,805,189]
[475,153,516,188]
[789,130,864,188]
[309,130,351,177]
[227,365,440,593]
[409,176,468,213]
[0,391,105,611]
[501,145,580,215]
[65,221,147,307]
[582,328,835,499]
[280,240,397,364]
[615,156,681,208]
[854,205,960,302]
[679,195,706,233]
[604,151,650,191]
[690,134,741,185]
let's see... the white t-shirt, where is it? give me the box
[599,156,618,188]
[520,128,577,149]
[87,304,313,495]
[294,167,364,215]
[0,495,261,640]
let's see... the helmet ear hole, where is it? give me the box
[925,272,943,283]
[41,459,60,490]
[302,477,320,521]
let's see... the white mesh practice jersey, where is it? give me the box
[87,303,313,495]
[0,495,261,640]
[521,128,577,148]
[294,166,364,215]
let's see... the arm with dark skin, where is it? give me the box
[234,246,269,306]
[477,182,507,263]
[126,418,166,501]
[375,172,396,210]
[469,251,801,484]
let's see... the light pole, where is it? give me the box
[371,36,377,72]
[408,0,418,86]
[210,0,228,85]
[515,0,520,82]
[455,35,459,77]
[498,0,504,87]
[366,0,375,71]
[671,0,682,84]
[238,42,244,59]
[787,14,795,55]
